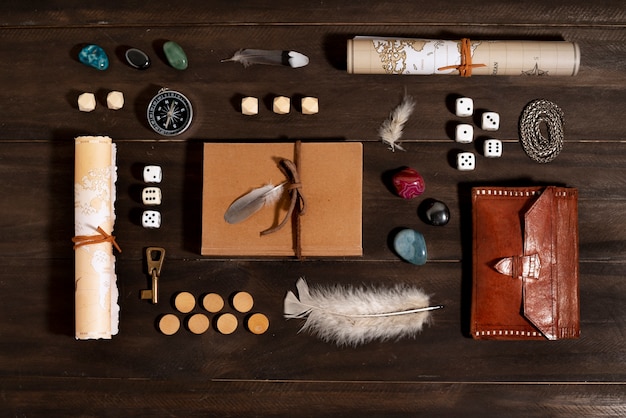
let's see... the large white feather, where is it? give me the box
[284,278,442,346]
[224,183,285,224]
[222,49,309,68]
[378,92,416,152]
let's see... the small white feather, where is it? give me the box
[378,92,416,152]
[222,49,309,68]
[224,182,285,224]
[284,278,441,346]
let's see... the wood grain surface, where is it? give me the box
[0,2,625,416]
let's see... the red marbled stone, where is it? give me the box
[392,167,425,199]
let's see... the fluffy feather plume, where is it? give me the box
[224,182,286,224]
[284,278,442,346]
[378,92,416,152]
[221,49,309,68]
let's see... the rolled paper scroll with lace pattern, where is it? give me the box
[74,136,119,340]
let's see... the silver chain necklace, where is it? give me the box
[518,99,565,163]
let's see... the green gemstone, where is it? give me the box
[163,41,188,70]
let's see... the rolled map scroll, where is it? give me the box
[347,37,580,76]
[73,136,119,340]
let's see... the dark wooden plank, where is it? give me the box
[0,25,623,141]
[2,377,626,417]
[1,1,625,26]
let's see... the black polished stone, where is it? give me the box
[125,47,151,69]
[421,199,450,226]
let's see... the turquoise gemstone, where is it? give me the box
[163,41,188,70]
[78,44,109,70]
[393,229,427,265]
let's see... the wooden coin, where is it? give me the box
[174,291,196,313]
[247,313,270,335]
[232,291,254,313]
[187,313,210,334]
[216,313,238,335]
[202,293,224,313]
[158,314,180,335]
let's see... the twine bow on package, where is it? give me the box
[73,136,120,340]
[347,37,580,76]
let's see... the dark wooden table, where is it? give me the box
[1,2,625,416]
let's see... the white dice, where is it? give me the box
[481,112,500,131]
[142,187,162,205]
[484,139,502,158]
[455,97,474,117]
[142,210,161,228]
[457,152,475,171]
[143,165,162,183]
[455,123,474,143]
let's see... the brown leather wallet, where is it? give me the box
[471,186,580,340]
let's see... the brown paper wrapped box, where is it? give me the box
[471,186,579,340]
[201,142,363,257]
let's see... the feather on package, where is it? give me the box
[284,278,442,346]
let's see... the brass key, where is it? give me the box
[140,247,165,304]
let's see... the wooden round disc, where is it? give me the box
[174,291,196,313]
[247,313,270,335]
[202,293,224,313]
[187,313,210,334]
[158,314,180,335]
[232,291,254,313]
[216,313,238,335]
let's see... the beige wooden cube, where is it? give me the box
[241,96,258,115]
[273,96,290,114]
[301,96,319,115]
[78,92,96,112]
[106,91,124,110]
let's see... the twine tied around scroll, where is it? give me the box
[72,226,122,253]
[261,142,307,259]
[437,38,486,77]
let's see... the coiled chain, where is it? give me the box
[518,99,565,163]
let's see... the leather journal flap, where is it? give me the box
[471,186,579,340]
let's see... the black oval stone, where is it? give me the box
[422,199,450,226]
[125,47,151,69]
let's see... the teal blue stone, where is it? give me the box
[163,41,188,70]
[393,229,427,265]
[78,44,109,70]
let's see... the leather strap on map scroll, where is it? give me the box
[261,140,307,259]
[73,225,122,253]
[437,38,486,77]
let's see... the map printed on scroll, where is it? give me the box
[347,37,580,76]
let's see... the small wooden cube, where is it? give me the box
[106,91,124,110]
[273,96,290,114]
[301,96,319,115]
[241,96,258,115]
[78,92,96,112]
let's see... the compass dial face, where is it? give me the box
[147,89,193,136]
